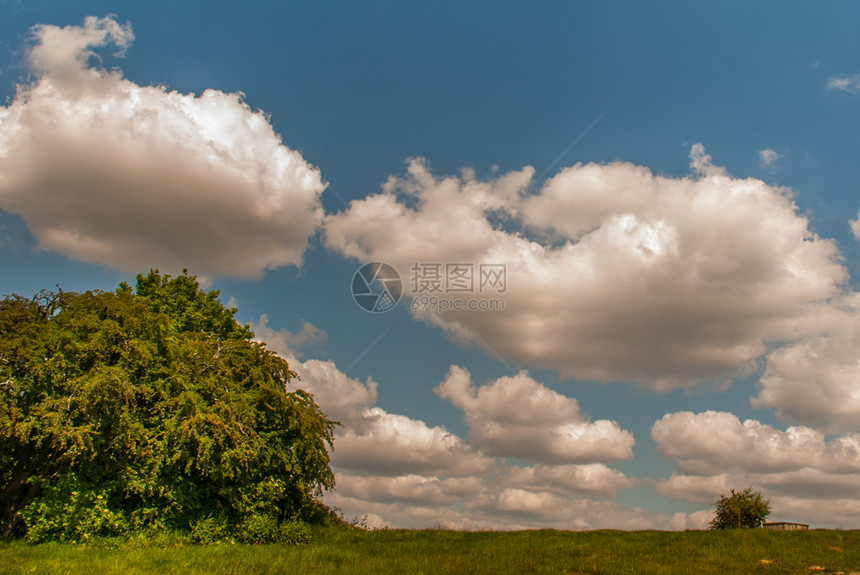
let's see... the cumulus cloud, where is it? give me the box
[332,407,495,477]
[828,73,860,93]
[285,357,379,429]
[652,410,860,475]
[751,294,860,432]
[333,474,483,506]
[250,318,490,475]
[502,463,636,498]
[325,146,845,388]
[652,410,860,527]
[0,16,325,279]
[435,366,634,463]
[250,319,654,528]
[276,355,493,477]
[294,357,649,527]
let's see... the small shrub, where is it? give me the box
[19,474,127,543]
[710,487,771,529]
[279,518,311,545]
[236,514,280,544]
[190,515,230,544]
[235,514,311,545]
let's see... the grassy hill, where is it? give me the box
[2,527,859,574]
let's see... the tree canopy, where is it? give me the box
[709,487,771,529]
[0,271,337,542]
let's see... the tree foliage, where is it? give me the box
[709,487,771,529]
[0,271,337,542]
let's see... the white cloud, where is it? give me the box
[654,472,733,504]
[276,354,493,477]
[325,482,706,530]
[295,357,651,527]
[325,147,845,389]
[652,410,860,527]
[251,321,653,528]
[687,143,727,177]
[502,463,636,498]
[285,357,379,430]
[759,148,782,170]
[332,407,494,477]
[464,489,701,530]
[334,474,483,506]
[251,314,327,359]
[322,491,501,530]
[764,496,860,528]
[751,294,860,432]
[656,470,860,527]
[435,366,634,463]
[250,319,490,476]
[652,410,860,475]
[828,73,860,94]
[0,16,325,279]
[850,212,860,240]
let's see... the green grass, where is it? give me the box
[1,527,859,575]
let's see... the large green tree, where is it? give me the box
[0,271,336,542]
[709,487,771,529]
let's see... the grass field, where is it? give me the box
[1,527,859,574]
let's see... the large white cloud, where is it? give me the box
[752,294,860,432]
[0,16,325,279]
[652,410,860,475]
[435,366,634,463]
[652,410,860,527]
[324,146,845,389]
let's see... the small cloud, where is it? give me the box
[689,143,727,177]
[827,73,860,94]
[850,212,860,241]
[759,148,782,171]
[251,315,328,359]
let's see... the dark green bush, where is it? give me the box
[0,271,337,543]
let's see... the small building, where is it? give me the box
[762,522,809,531]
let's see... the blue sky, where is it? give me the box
[3,2,860,529]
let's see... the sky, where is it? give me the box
[2,2,860,530]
